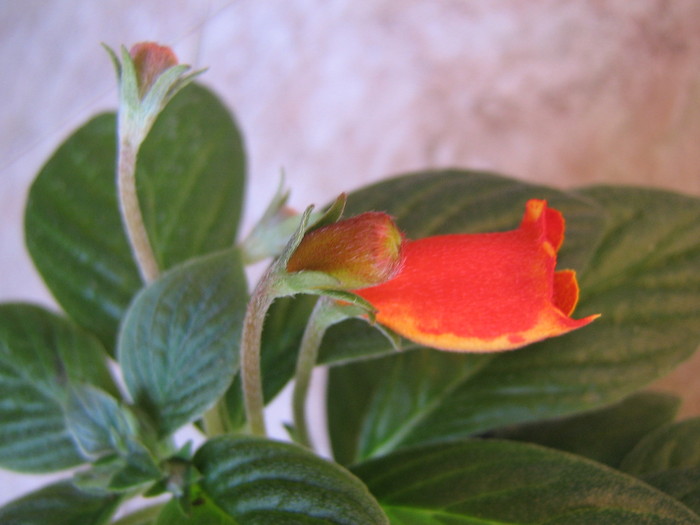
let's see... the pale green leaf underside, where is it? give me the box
[0,304,114,472]
[119,248,247,437]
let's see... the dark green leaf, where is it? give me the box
[353,439,700,524]
[326,173,700,463]
[194,436,388,524]
[25,83,246,352]
[328,349,493,465]
[0,481,119,525]
[489,392,680,468]
[136,83,246,269]
[0,304,114,472]
[621,418,700,476]
[620,417,700,513]
[644,468,700,516]
[119,248,247,437]
[24,112,140,351]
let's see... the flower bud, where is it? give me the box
[129,42,179,99]
[286,212,403,289]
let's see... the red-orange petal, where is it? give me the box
[355,199,599,352]
[553,269,579,316]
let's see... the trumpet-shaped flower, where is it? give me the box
[355,199,599,352]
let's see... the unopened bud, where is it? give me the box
[129,42,178,99]
[287,212,403,289]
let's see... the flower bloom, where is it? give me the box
[354,199,599,352]
[287,212,403,289]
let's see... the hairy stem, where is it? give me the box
[240,266,277,437]
[292,297,332,449]
[117,138,160,283]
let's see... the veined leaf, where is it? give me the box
[353,439,700,524]
[621,417,700,476]
[119,248,247,437]
[0,481,119,525]
[25,83,246,352]
[489,392,680,468]
[0,304,114,472]
[194,436,388,524]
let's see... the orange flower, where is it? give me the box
[355,199,599,352]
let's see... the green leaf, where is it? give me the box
[194,436,389,524]
[25,83,246,352]
[63,384,138,460]
[489,392,680,468]
[621,418,700,476]
[618,417,700,514]
[0,481,120,525]
[119,248,247,437]
[24,113,140,351]
[0,303,114,472]
[325,173,700,463]
[644,468,700,516]
[136,83,246,269]
[352,439,700,524]
[328,349,493,465]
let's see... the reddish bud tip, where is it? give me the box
[287,212,404,289]
[129,42,179,98]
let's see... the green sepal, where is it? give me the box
[306,192,347,232]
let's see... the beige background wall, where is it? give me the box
[1,0,699,507]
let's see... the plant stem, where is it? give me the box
[292,297,331,450]
[240,266,277,437]
[202,400,231,437]
[117,138,160,283]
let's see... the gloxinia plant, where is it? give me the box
[1,42,700,525]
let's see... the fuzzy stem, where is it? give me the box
[240,266,277,437]
[293,296,343,450]
[117,138,160,283]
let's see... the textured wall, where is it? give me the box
[1,0,699,506]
